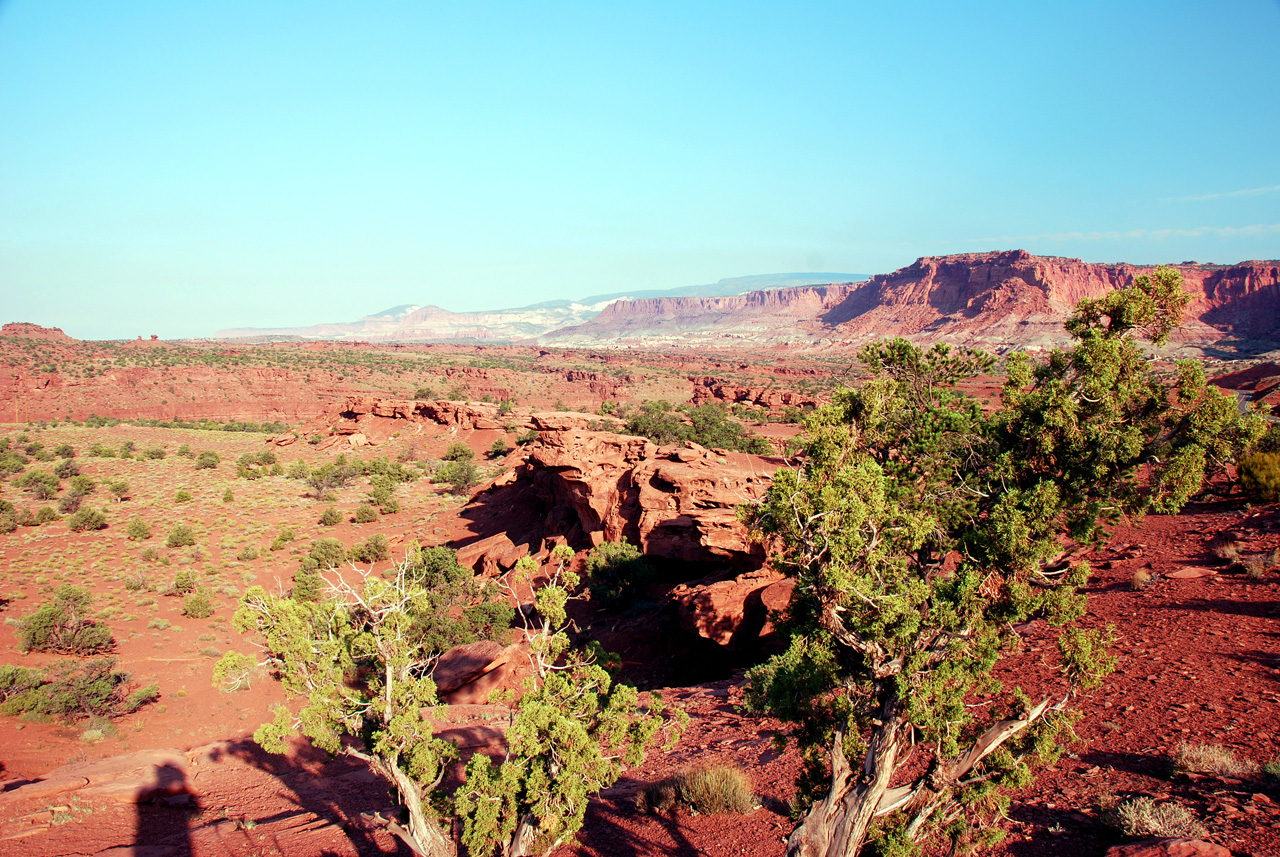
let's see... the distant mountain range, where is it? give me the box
[212,273,866,343]
[212,253,1280,354]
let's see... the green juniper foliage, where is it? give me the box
[18,585,115,655]
[743,269,1264,857]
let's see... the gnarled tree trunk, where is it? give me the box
[787,694,902,857]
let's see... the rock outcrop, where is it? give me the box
[671,568,785,647]
[0,322,75,341]
[453,430,777,575]
[689,376,822,411]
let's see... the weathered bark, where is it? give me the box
[507,813,538,857]
[787,692,902,857]
[373,755,454,857]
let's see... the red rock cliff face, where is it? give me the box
[822,251,1280,348]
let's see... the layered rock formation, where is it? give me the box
[541,251,1280,353]
[453,429,777,575]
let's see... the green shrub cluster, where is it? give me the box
[17,586,114,655]
[236,449,279,479]
[0,658,158,721]
[67,507,108,532]
[623,401,771,454]
[194,450,220,469]
[1239,451,1280,502]
[584,540,653,607]
[167,523,196,547]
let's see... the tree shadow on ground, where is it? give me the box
[203,738,412,857]
[572,794,702,857]
[1148,595,1280,620]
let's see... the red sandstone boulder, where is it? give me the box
[672,569,785,647]
[440,642,533,705]
[433,641,507,694]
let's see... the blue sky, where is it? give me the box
[1,1,1278,339]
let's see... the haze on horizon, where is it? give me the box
[1,1,1278,340]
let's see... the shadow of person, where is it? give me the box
[133,762,199,856]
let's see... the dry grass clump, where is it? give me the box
[636,765,754,815]
[1168,742,1253,777]
[1103,796,1206,838]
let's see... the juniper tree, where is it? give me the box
[455,547,685,857]
[744,269,1263,857]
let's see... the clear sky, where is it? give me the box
[1,1,1278,339]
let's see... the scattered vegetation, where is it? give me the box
[166,523,197,548]
[1168,742,1253,778]
[623,400,771,454]
[0,658,158,721]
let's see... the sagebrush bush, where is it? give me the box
[212,651,254,692]
[175,489,192,503]
[167,523,196,547]
[353,503,379,523]
[194,451,220,469]
[349,533,390,563]
[182,589,215,619]
[269,527,296,551]
[637,765,754,815]
[1239,451,1280,502]
[437,459,480,494]
[0,657,158,721]
[18,586,114,655]
[1169,742,1253,777]
[236,545,259,561]
[1102,796,1205,839]
[126,517,152,541]
[67,507,107,532]
[443,441,474,462]
[171,569,197,594]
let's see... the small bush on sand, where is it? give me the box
[166,523,196,547]
[1102,796,1206,839]
[269,527,296,551]
[637,765,754,815]
[18,586,114,655]
[182,589,215,619]
[0,658,158,721]
[126,518,152,541]
[212,651,255,692]
[67,507,107,532]
[1168,742,1253,777]
[170,569,197,595]
[353,503,379,524]
[348,533,390,564]
[194,451,220,469]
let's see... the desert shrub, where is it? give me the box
[166,523,197,547]
[171,569,197,594]
[269,527,296,551]
[515,428,539,445]
[33,505,59,525]
[107,480,129,500]
[584,540,653,607]
[1103,796,1206,838]
[194,451,220,469]
[1168,742,1253,777]
[1263,757,1280,782]
[17,469,59,500]
[353,503,379,524]
[319,505,341,526]
[1239,451,1280,502]
[412,386,437,400]
[177,443,192,457]
[381,497,400,515]
[174,489,192,503]
[0,658,158,721]
[126,517,152,541]
[222,488,234,503]
[437,459,480,494]
[624,401,771,454]
[52,444,75,458]
[489,438,511,458]
[142,446,166,460]
[286,459,309,479]
[87,442,116,458]
[53,457,79,478]
[443,441,474,462]
[637,765,754,815]
[236,545,259,561]
[67,507,108,532]
[57,489,83,514]
[348,533,390,563]
[182,589,215,619]
[212,651,255,692]
[303,460,358,498]
[18,586,114,655]
[67,474,95,495]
